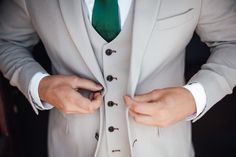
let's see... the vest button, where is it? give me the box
[106,75,114,82]
[108,126,115,132]
[105,49,113,56]
[107,101,118,107]
[108,101,114,107]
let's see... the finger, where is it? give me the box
[73,77,103,92]
[63,107,94,114]
[71,91,98,111]
[134,89,161,102]
[131,102,161,116]
[77,92,102,111]
[124,96,157,116]
[129,109,148,117]
[129,110,155,126]
[60,95,94,114]
[123,96,136,108]
[92,92,101,100]
[69,90,102,112]
[134,92,152,102]
[90,92,103,109]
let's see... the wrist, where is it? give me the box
[38,75,51,102]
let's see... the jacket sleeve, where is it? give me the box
[189,0,236,121]
[0,0,47,112]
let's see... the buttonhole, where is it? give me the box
[112,149,121,153]
[132,139,138,147]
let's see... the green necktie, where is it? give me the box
[92,0,121,42]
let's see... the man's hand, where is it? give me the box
[124,87,196,127]
[39,75,103,114]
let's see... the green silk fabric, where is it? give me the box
[92,0,121,42]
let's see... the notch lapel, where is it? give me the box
[127,0,162,96]
[58,0,105,86]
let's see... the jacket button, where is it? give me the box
[107,101,117,107]
[106,75,115,82]
[108,126,115,132]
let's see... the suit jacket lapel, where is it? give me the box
[58,0,105,86]
[127,0,162,96]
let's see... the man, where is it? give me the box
[0,0,236,157]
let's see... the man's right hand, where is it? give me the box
[38,75,103,114]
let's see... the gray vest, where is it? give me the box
[83,1,134,157]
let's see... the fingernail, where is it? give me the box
[96,84,103,89]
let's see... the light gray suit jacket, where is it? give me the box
[0,0,236,156]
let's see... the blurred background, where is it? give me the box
[0,1,236,156]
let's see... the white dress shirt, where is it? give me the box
[29,0,206,120]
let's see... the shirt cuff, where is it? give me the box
[183,82,207,121]
[28,72,54,110]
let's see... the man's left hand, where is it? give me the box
[124,87,196,127]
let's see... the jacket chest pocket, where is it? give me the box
[156,8,194,30]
